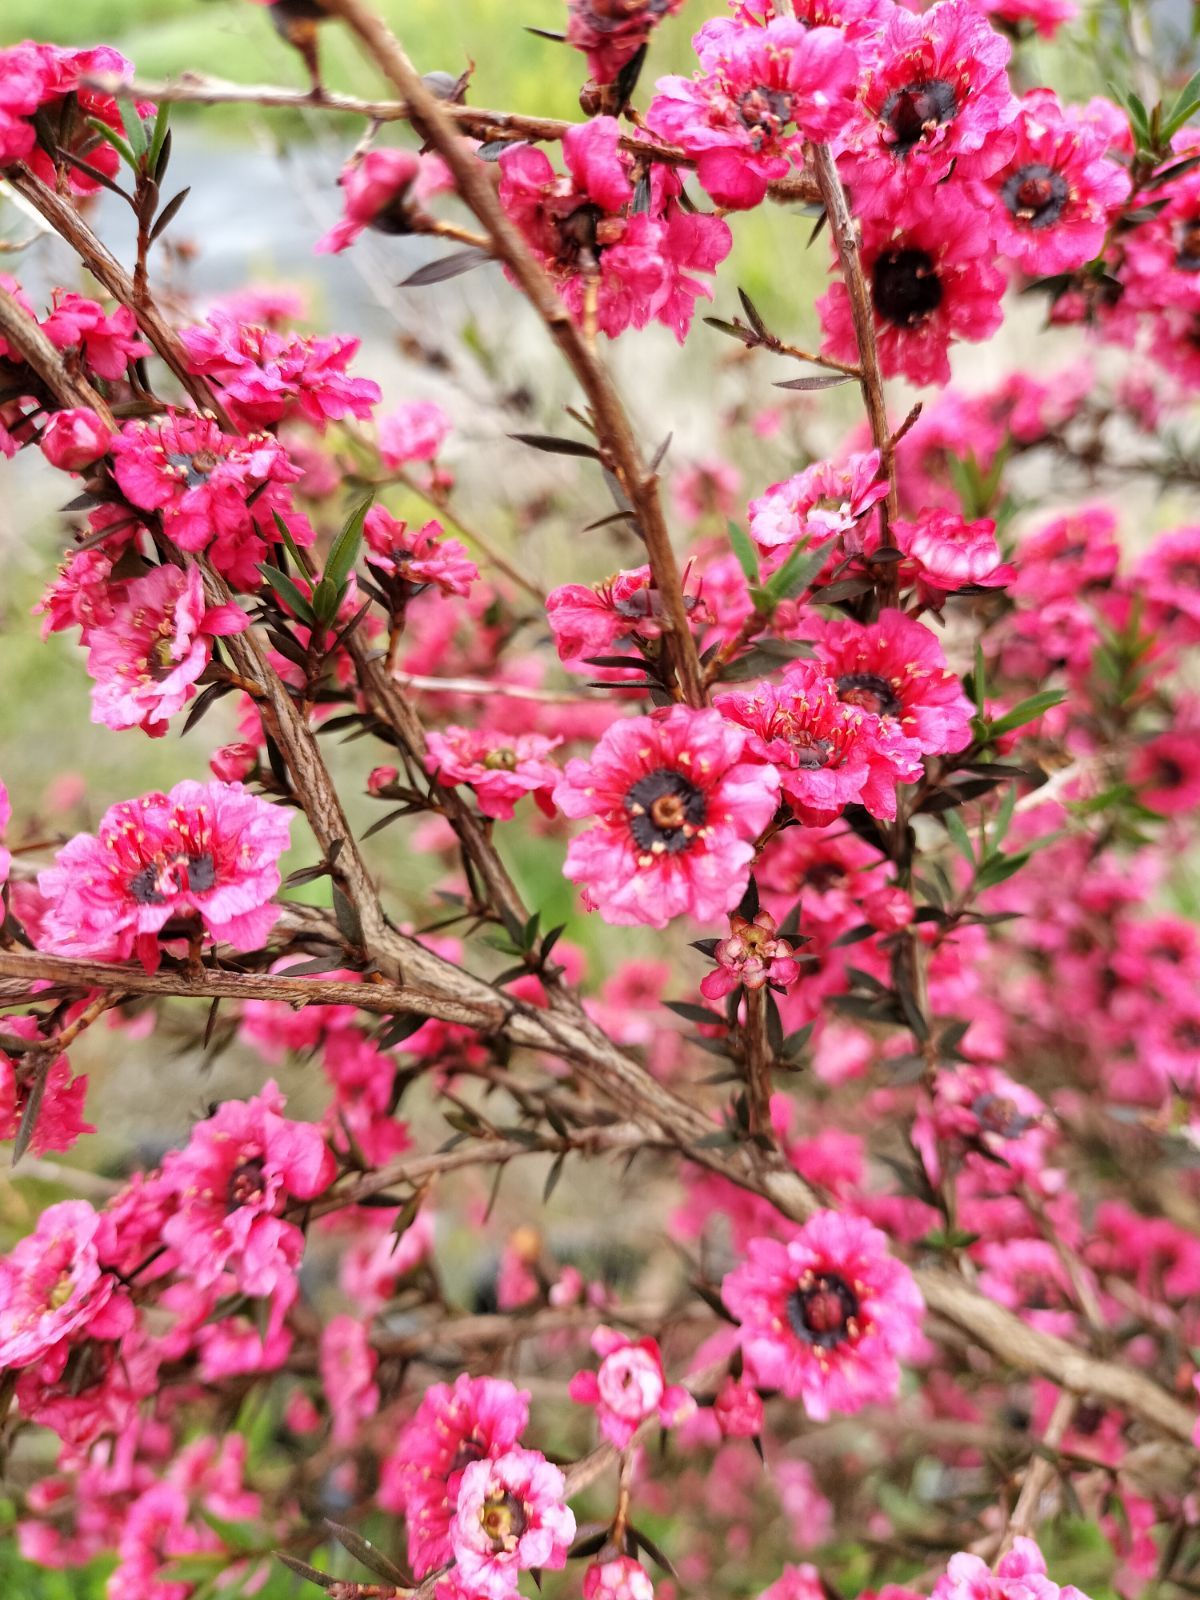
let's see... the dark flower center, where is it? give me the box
[480,1490,527,1550]
[787,1272,860,1349]
[450,1435,489,1474]
[735,85,794,141]
[871,248,943,328]
[1001,164,1069,230]
[836,672,901,717]
[128,851,217,904]
[1175,222,1200,272]
[802,862,846,892]
[227,1155,267,1210]
[970,1092,1031,1139]
[149,632,180,681]
[166,450,218,489]
[625,768,706,854]
[791,730,835,770]
[880,79,959,155]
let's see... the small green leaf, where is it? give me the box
[943,807,975,867]
[986,690,1066,739]
[764,539,828,603]
[325,495,372,591]
[258,563,317,627]
[727,521,760,585]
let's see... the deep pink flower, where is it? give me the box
[110,412,305,590]
[210,742,259,783]
[713,1375,765,1437]
[84,563,248,737]
[819,190,1006,388]
[977,0,1077,35]
[970,93,1130,274]
[452,1448,576,1599]
[1134,526,1200,641]
[381,1375,531,1575]
[568,1325,695,1448]
[380,400,452,467]
[0,1202,121,1370]
[546,564,710,665]
[39,780,292,971]
[567,0,684,89]
[1129,732,1200,816]
[38,407,111,472]
[40,292,147,382]
[715,660,923,826]
[159,1080,335,1296]
[700,908,801,999]
[721,1211,924,1419]
[315,147,423,253]
[363,508,478,595]
[585,1558,656,1600]
[762,1566,827,1600]
[890,509,1016,597]
[554,706,780,928]
[500,117,730,341]
[0,1016,92,1158]
[839,0,1017,219]
[320,1314,380,1445]
[811,610,974,755]
[426,726,562,820]
[748,450,888,554]
[646,18,859,209]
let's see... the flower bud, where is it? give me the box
[210,742,259,783]
[39,407,111,472]
[713,1375,764,1438]
[368,765,399,796]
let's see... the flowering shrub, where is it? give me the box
[0,3,1198,1600]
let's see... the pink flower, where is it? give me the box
[715,660,923,826]
[584,1558,656,1600]
[554,706,780,928]
[0,1016,92,1157]
[39,780,292,972]
[700,909,801,999]
[315,147,423,254]
[40,291,147,381]
[0,1201,121,1370]
[567,0,684,89]
[320,1314,380,1445]
[712,1375,765,1438]
[934,1538,1093,1600]
[819,189,1006,388]
[452,1448,576,1599]
[1129,732,1200,816]
[546,565,710,665]
[426,727,562,820]
[379,400,452,467]
[364,508,478,595]
[762,1566,827,1600]
[210,742,259,783]
[970,93,1130,275]
[381,1375,531,1575]
[499,117,731,340]
[748,450,888,553]
[891,509,1016,597]
[722,1211,924,1419]
[839,1,1017,220]
[568,1326,695,1448]
[159,1081,335,1296]
[110,412,305,590]
[38,407,111,471]
[84,564,248,737]
[646,18,859,209]
[811,609,974,755]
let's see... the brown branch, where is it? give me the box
[103,74,820,206]
[315,0,706,708]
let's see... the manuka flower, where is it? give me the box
[499,116,730,340]
[381,1374,531,1575]
[39,780,292,972]
[700,908,801,999]
[970,92,1130,275]
[379,400,452,468]
[568,1326,695,1448]
[890,509,1016,598]
[159,1081,335,1296]
[715,660,923,826]
[84,563,248,737]
[0,1017,92,1158]
[819,189,1006,388]
[546,564,710,666]
[934,1538,1093,1600]
[646,17,858,209]
[38,407,111,472]
[554,706,780,928]
[839,0,1017,219]
[0,1201,126,1371]
[748,450,889,555]
[452,1447,576,1599]
[425,727,562,820]
[721,1211,924,1419]
[810,610,974,755]
[363,507,478,595]
[315,147,423,253]
[567,0,684,94]
[110,412,306,591]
